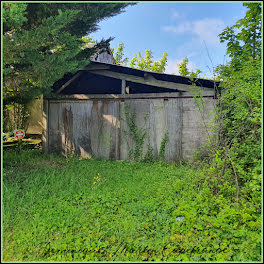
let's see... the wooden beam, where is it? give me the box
[42,99,49,153]
[86,69,213,93]
[84,64,111,71]
[56,63,111,94]
[121,79,126,94]
[56,72,83,94]
[144,72,156,82]
[47,90,215,101]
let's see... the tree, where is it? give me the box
[177,57,201,78]
[177,57,190,77]
[217,3,261,75]
[112,43,204,78]
[3,3,133,129]
[129,50,168,73]
[112,42,168,73]
[111,42,128,66]
[3,3,133,107]
[203,3,262,209]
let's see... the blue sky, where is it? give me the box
[91,2,247,78]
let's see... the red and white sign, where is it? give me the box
[14,130,25,139]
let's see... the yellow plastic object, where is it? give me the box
[3,137,41,147]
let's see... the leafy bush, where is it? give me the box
[195,5,262,255]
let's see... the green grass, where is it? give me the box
[3,150,261,262]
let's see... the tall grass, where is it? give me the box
[3,150,261,262]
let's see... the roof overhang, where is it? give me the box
[54,61,218,95]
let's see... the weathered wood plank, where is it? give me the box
[42,99,49,153]
[48,102,63,154]
[121,79,126,94]
[46,97,215,162]
[119,100,151,160]
[84,64,111,71]
[48,100,120,159]
[49,90,215,101]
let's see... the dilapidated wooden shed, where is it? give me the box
[43,59,217,162]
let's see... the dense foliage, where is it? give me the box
[3,150,261,261]
[196,3,262,253]
[211,3,261,195]
[177,57,201,78]
[129,50,168,72]
[203,57,261,203]
[111,42,129,66]
[217,3,261,77]
[112,42,168,72]
[3,3,133,124]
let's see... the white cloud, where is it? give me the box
[163,22,192,34]
[186,52,196,59]
[165,59,181,75]
[171,11,181,20]
[193,18,225,44]
[170,10,187,21]
[172,11,180,19]
[162,18,225,45]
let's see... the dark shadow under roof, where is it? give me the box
[52,61,219,95]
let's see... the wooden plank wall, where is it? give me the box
[48,100,120,159]
[46,97,215,161]
[119,99,182,161]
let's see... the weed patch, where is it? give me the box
[2,150,261,262]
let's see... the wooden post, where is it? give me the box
[42,99,49,153]
[121,79,126,94]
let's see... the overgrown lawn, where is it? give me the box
[3,150,261,262]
